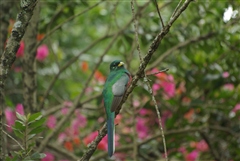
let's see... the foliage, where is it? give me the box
[6,112,46,160]
[2,0,240,161]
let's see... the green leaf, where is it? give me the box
[28,117,46,129]
[31,152,46,159]
[13,129,24,139]
[29,127,46,135]
[28,112,42,123]
[16,112,26,122]
[27,134,36,141]
[14,120,26,131]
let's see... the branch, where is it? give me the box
[46,143,80,160]
[0,1,12,57]
[147,32,216,70]
[37,1,104,47]
[3,130,24,150]
[80,0,194,160]
[22,2,39,113]
[91,126,206,161]
[39,34,112,109]
[131,0,168,160]
[37,6,136,151]
[0,0,38,159]
[153,0,165,28]
[200,132,220,161]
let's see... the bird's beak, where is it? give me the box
[118,62,124,67]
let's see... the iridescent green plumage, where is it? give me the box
[102,60,131,157]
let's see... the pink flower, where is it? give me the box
[46,115,56,129]
[16,104,24,115]
[186,150,198,161]
[83,131,118,151]
[16,41,24,57]
[58,132,67,144]
[161,81,175,98]
[133,100,140,107]
[5,108,16,132]
[36,44,49,61]
[232,103,240,113]
[136,117,149,139]
[41,152,54,161]
[222,72,229,78]
[196,140,209,152]
[63,101,73,107]
[75,110,87,128]
[178,146,186,154]
[139,108,151,116]
[223,83,234,91]
[61,107,69,115]
[152,83,161,95]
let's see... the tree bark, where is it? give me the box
[0,0,38,159]
[22,3,39,113]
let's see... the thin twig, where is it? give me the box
[79,2,152,161]
[37,1,104,47]
[39,34,112,109]
[131,0,168,160]
[153,0,165,28]
[82,0,194,159]
[171,0,183,19]
[3,130,24,150]
[147,32,216,70]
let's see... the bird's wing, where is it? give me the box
[110,72,130,112]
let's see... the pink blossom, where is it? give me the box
[16,104,24,115]
[232,103,240,113]
[36,44,49,61]
[186,150,198,161]
[16,41,24,57]
[161,81,175,98]
[196,140,209,152]
[139,108,150,116]
[71,119,80,135]
[61,107,69,115]
[98,117,104,123]
[5,108,16,132]
[222,72,229,78]
[133,100,140,107]
[152,83,161,95]
[178,146,186,154]
[14,66,22,73]
[46,115,56,129]
[75,110,87,128]
[223,83,234,91]
[41,152,54,161]
[63,101,73,107]
[58,132,67,144]
[136,117,149,139]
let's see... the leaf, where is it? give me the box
[27,134,36,141]
[29,127,46,135]
[28,117,46,129]
[14,120,26,131]
[13,129,24,139]
[28,112,42,123]
[30,153,46,159]
[16,112,26,122]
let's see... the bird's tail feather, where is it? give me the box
[107,112,115,157]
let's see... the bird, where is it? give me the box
[102,60,131,157]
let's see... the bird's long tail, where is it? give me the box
[107,112,115,157]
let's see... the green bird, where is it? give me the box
[102,60,131,157]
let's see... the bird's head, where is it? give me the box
[109,60,125,71]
